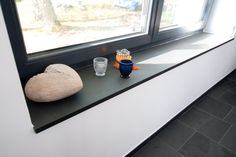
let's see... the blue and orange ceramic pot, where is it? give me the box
[119,59,134,78]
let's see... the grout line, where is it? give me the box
[156,120,197,152]
[194,106,232,125]
[177,107,233,143]
[177,114,215,138]
[193,106,216,119]
[218,125,232,144]
[218,99,235,108]
[219,142,236,155]
[205,79,236,107]
[177,116,211,132]
[177,130,196,152]
[177,107,219,134]
[156,137,186,157]
[223,106,234,120]
[216,90,236,107]
[177,119,197,131]
[175,120,206,152]
[198,132,236,155]
[131,74,236,157]
[207,87,228,100]
[157,136,178,151]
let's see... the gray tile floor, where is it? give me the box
[130,70,236,157]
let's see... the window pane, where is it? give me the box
[160,0,207,29]
[15,0,152,54]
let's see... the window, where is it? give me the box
[0,0,212,78]
[15,0,152,54]
[153,0,210,42]
[160,0,207,29]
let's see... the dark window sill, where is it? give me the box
[23,33,234,133]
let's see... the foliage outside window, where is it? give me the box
[16,0,151,54]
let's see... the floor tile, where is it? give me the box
[130,71,236,157]
[227,79,236,86]
[131,137,183,157]
[179,133,236,157]
[227,70,236,82]
[221,79,236,89]
[158,120,194,150]
[219,91,236,106]
[206,78,236,99]
[178,107,211,129]
[225,108,236,126]
[197,117,230,142]
[207,84,228,98]
[220,126,236,153]
[206,75,236,99]
[195,96,232,119]
[222,80,236,93]
[229,87,236,93]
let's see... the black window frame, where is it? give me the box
[0,0,213,78]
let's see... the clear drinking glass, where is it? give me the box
[93,57,108,76]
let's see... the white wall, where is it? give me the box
[1,4,236,157]
[204,0,236,37]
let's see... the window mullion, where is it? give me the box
[152,0,165,42]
